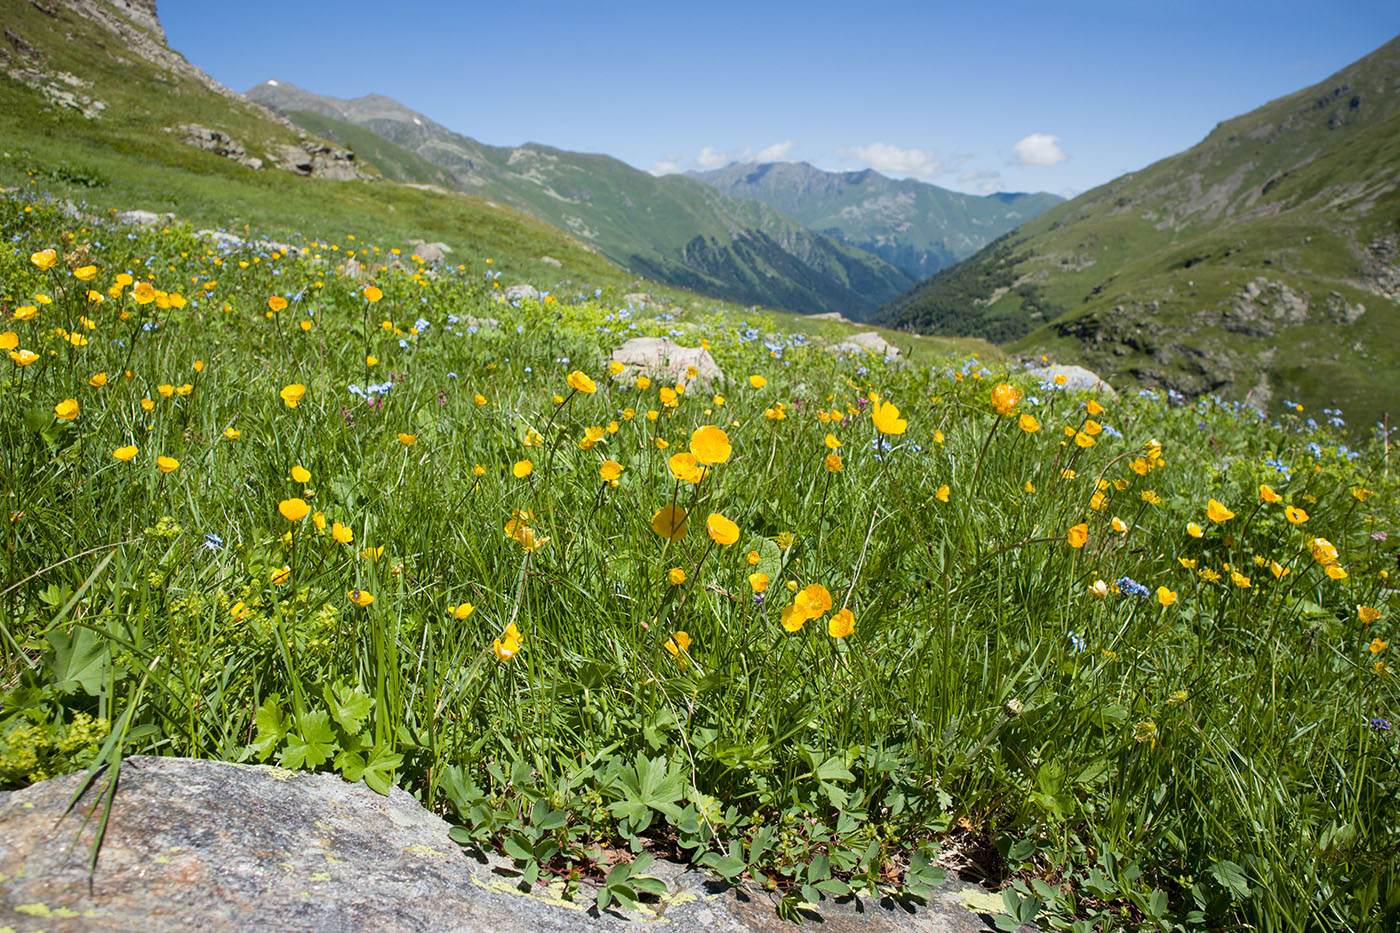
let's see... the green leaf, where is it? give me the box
[44,626,107,695]
[280,709,336,770]
[361,742,403,795]
[248,696,288,762]
[701,853,746,878]
[324,682,373,735]
[1210,859,1252,899]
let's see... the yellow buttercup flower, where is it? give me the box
[1358,606,1381,624]
[1018,413,1040,433]
[651,504,688,541]
[565,370,597,393]
[1259,485,1281,504]
[667,567,686,586]
[871,400,907,435]
[828,608,855,639]
[706,512,740,545]
[1187,522,1204,538]
[0,332,15,351]
[225,428,240,439]
[280,383,306,408]
[990,383,1023,416]
[749,374,767,389]
[513,459,532,478]
[268,295,288,312]
[10,349,38,365]
[935,485,950,503]
[363,286,383,302]
[89,372,108,387]
[493,623,523,660]
[271,565,291,585]
[1067,523,1088,549]
[1206,499,1235,523]
[1325,565,1348,581]
[291,465,311,483]
[398,433,417,447]
[332,522,354,544]
[54,398,79,421]
[279,498,311,522]
[1085,399,1105,416]
[30,248,57,270]
[599,460,623,483]
[825,453,843,472]
[749,572,769,593]
[1284,505,1308,525]
[668,452,707,484]
[664,631,692,661]
[348,589,374,607]
[690,425,732,464]
[1157,586,1177,607]
[1309,537,1339,565]
[450,602,475,620]
[113,445,138,462]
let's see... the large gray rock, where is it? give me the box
[410,240,452,263]
[611,337,724,391]
[504,284,540,302]
[270,141,371,181]
[0,757,1012,932]
[827,331,904,361]
[177,123,262,169]
[115,209,166,226]
[1025,364,1116,398]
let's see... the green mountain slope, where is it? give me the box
[691,161,1062,281]
[0,0,621,286]
[874,36,1400,426]
[246,81,915,319]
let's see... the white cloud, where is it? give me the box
[1011,133,1068,167]
[959,168,1002,193]
[650,154,685,175]
[835,143,943,179]
[694,146,728,170]
[755,139,796,162]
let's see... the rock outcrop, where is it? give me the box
[611,337,724,392]
[1025,364,1116,398]
[826,331,903,361]
[176,123,263,169]
[0,757,1016,932]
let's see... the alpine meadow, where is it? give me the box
[1,1,1398,931]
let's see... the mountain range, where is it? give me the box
[874,36,1400,425]
[691,161,1062,281]
[245,81,919,320]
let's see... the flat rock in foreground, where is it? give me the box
[0,757,1012,932]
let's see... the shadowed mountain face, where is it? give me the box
[690,161,1062,281]
[872,35,1400,425]
[247,82,914,320]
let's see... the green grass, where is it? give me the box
[1,193,1398,929]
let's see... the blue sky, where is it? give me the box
[163,1,1398,198]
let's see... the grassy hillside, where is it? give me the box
[874,36,1400,428]
[246,81,916,320]
[692,161,1062,281]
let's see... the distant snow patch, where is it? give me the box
[413,117,422,126]
[266,79,279,87]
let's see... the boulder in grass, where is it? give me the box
[115,209,166,226]
[0,756,1007,932]
[611,337,723,391]
[504,284,540,302]
[1026,364,1117,398]
[826,330,904,362]
[409,240,451,263]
